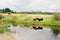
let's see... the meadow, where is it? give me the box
[0,13,60,33]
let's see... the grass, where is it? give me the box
[0,28,4,33]
[0,13,60,33]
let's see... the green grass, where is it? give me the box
[0,28,4,33]
[0,13,60,33]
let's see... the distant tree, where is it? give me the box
[11,10,14,13]
[3,8,11,13]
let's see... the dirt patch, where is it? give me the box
[0,32,16,40]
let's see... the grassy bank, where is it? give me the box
[0,13,60,33]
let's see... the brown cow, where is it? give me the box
[8,12,11,15]
[33,18,43,21]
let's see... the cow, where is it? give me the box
[33,18,43,21]
[36,18,43,21]
[8,12,11,15]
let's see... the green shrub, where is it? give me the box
[0,28,4,33]
[0,14,4,19]
[53,13,60,21]
[10,16,19,26]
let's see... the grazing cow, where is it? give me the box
[8,12,11,15]
[33,18,43,21]
[36,18,43,21]
[33,18,37,21]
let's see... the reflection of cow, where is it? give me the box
[31,26,38,30]
[31,26,43,30]
[33,18,43,21]
[37,26,43,29]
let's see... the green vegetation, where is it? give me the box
[0,8,53,14]
[0,8,15,13]
[0,28,4,33]
[53,13,60,21]
[0,8,60,36]
[0,13,60,33]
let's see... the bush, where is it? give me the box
[0,28,4,33]
[10,16,19,26]
[53,13,60,21]
[0,14,4,19]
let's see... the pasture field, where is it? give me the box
[3,13,54,26]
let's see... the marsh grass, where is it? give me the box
[53,13,60,21]
[0,14,60,33]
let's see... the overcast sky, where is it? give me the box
[0,0,60,12]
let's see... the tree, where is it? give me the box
[3,8,11,13]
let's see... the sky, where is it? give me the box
[0,0,60,12]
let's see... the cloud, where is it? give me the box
[0,0,60,12]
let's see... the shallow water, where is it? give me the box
[8,25,60,40]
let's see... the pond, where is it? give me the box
[8,25,60,40]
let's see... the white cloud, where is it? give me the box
[0,0,60,12]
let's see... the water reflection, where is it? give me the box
[8,25,60,40]
[51,28,60,38]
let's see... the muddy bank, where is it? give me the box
[0,32,16,40]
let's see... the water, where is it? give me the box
[8,25,60,40]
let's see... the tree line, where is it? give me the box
[0,8,15,13]
[0,8,59,15]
